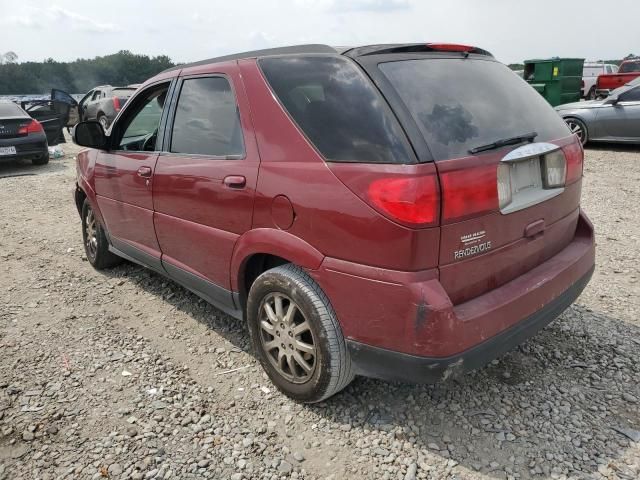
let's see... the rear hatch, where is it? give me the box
[359,47,583,304]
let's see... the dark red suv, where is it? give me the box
[72,43,595,402]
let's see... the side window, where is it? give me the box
[620,86,640,102]
[170,77,244,157]
[115,84,169,151]
[91,90,102,101]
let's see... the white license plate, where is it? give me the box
[0,146,17,156]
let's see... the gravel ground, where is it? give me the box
[0,137,638,480]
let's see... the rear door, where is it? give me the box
[85,89,103,121]
[152,62,260,308]
[93,81,173,270]
[360,53,582,304]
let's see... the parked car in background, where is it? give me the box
[71,43,594,402]
[0,101,49,165]
[582,62,618,99]
[78,85,138,130]
[596,59,640,97]
[556,77,640,145]
[20,89,78,145]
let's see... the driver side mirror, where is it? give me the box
[604,95,619,105]
[72,121,107,149]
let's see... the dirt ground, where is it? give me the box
[0,137,638,480]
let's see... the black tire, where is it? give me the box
[32,152,49,166]
[98,114,109,131]
[81,199,122,270]
[564,117,588,146]
[247,264,354,403]
[587,87,596,100]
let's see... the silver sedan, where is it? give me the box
[555,77,640,145]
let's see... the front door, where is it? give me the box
[599,86,640,140]
[153,64,260,310]
[93,81,173,270]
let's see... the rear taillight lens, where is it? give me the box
[440,164,498,222]
[113,97,121,111]
[367,175,439,226]
[497,163,512,209]
[542,150,567,188]
[563,140,584,184]
[18,119,44,135]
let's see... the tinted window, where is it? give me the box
[620,86,640,102]
[117,85,168,150]
[379,59,570,160]
[170,77,244,157]
[620,62,640,73]
[259,56,412,164]
[0,102,26,117]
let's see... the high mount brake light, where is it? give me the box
[426,43,475,53]
[367,175,439,226]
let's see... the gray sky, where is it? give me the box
[1,0,638,65]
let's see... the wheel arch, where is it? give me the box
[231,228,325,310]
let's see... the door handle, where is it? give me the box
[223,175,246,189]
[137,166,152,178]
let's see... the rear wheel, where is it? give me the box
[247,264,354,403]
[565,118,588,145]
[98,114,109,131]
[587,87,596,100]
[81,199,122,269]
[32,152,49,166]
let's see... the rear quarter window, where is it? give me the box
[259,55,413,164]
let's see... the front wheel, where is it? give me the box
[81,199,122,270]
[564,117,588,145]
[247,264,354,403]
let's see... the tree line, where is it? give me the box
[0,50,175,95]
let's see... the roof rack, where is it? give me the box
[162,44,338,73]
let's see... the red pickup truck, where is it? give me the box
[596,59,640,97]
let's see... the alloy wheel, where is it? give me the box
[85,208,98,260]
[565,119,586,144]
[258,293,317,384]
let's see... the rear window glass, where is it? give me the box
[0,102,25,116]
[259,56,413,164]
[378,59,570,160]
[112,88,136,98]
[170,77,244,157]
[619,62,640,73]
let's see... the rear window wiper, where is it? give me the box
[469,131,538,154]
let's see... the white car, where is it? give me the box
[582,62,618,99]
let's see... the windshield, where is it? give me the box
[610,76,640,97]
[378,58,570,160]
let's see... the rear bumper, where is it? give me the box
[346,265,593,383]
[311,210,595,382]
[0,133,48,160]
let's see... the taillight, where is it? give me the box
[440,164,498,222]
[367,175,439,226]
[18,119,44,135]
[562,140,584,184]
[113,97,121,111]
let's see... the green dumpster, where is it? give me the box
[523,58,585,107]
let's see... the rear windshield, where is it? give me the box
[259,56,413,164]
[378,58,570,160]
[0,102,25,117]
[619,62,640,73]
[112,88,136,98]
